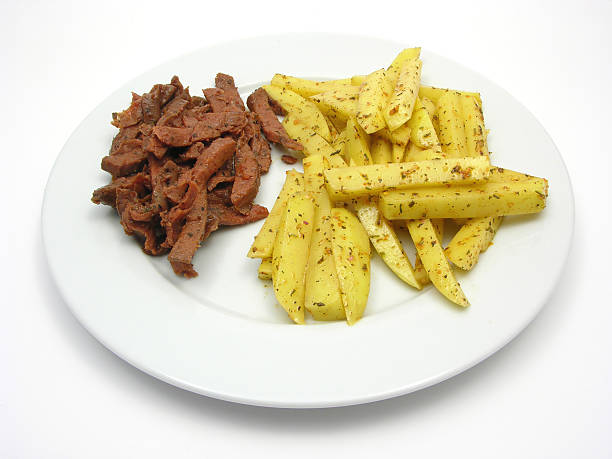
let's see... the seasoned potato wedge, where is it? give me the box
[351,75,367,86]
[310,86,359,122]
[436,92,468,157]
[370,135,393,164]
[380,175,549,219]
[419,85,482,106]
[392,143,406,163]
[445,217,503,270]
[420,96,436,118]
[345,118,373,166]
[248,170,304,258]
[413,218,445,286]
[271,74,352,98]
[272,193,316,324]
[353,197,420,290]
[324,157,491,200]
[386,47,421,86]
[281,114,346,168]
[330,208,371,325]
[303,155,345,320]
[460,94,489,157]
[263,84,331,141]
[258,258,273,280]
[384,59,422,131]
[408,97,442,152]
[407,219,469,307]
[357,69,392,134]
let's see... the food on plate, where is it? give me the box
[329,208,371,325]
[249,46,549,323]
[92,74,299,278]
[272,192,316,324]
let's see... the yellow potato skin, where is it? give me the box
[330,208,371,325]
[310,86,360,122]
[258,258,273,280]
[345,118,373,166]
[408,97,442,152]
[262,84,331,141]
[436,92,468,158]
[419,86,482,106]
[271,74,353,98]
[303,155,345,321]
[386,47,421,86]
[370,135,393,164]
[281,115,346,168]
[248,170,304,258]
[384,59,422,131]
[459,94,489,157]
[407,219,469,307]
[272,193,316,325]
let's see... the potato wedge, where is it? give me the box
[248,170,304,258]
[384,59,422,131]
[413,218,445,286]
[378,124,412,148]
[281,114,346,168]
[272,193,316,324]
[445,217,503,270]
[436,92,468,157]
[330,208,371,325]
[345,117,373,166]
[407,219,469,307]
[407,97,442,152]
[351,75,367,86]
[353,197,420,290]
[324,157,491,200]
[271,74,352,98]
[303,155,345,320]
[258,258,273,280]
[386,47,421,86]
[310,86,359,122]
[357,69,391,134]
[392,143,406,163]
[420,96,436,118]
[263,84,331,141]
[419,86,482,106]
[370,135,393,164]
[459,94,489,157]
[380,176,549,219]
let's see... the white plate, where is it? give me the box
[42,34,573,408]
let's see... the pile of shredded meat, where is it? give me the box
[92,75,302,278]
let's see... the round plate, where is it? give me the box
[42,34,574,408]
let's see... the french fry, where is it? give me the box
[413,218,445,286]
[258,258,273,280]
[420,96,436,118]
[392,143,406,163]
[445,217,503,270]
[345,118,373,166]
[378,124,412,148]
[370,135,393,164]
[419,86,482,106]
[436,92,468,157]
[386,47,421,86]
[357,69,391,134]
[281,114,346,168]
[407,97,442,152]
[351,75,367,86]
[247,170,304,258]
[271,74,353,98]
[272,192,316,324]
[324,156,491,200]
[353,197,421,290]
[384,59,422,131]
[263,84,331,141]
[460,94,489,157]
[407,219,469,307]
[303,155,345,320]
[380,176,549,219]
[310,86,359,122]
[330,208,371,325]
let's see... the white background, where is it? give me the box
[2,0,610,457]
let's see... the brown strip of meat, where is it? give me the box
[153,112,247,147]
[209,201,268,226]
[142,135,168,159]
[91,172,150,207]
[116,189,164,255]
[180,142,206,161]
[166,137,237,277]
[214,73,246,111]
[110,125,141,154]
[281,155,298,164]
[101,148,147,177]
[167,187,208,278]
[149,157,182,212]
[203,88,245,113]
[267,97,286,116]
[182,106,212,127]
[231,132,260,214]
[160,181,199,249]
[207,158,234,191]
[111,93,142,128]
[141,86,162,124]
[245,113,271,174]
[246,88,303,151]
[157,97,190,127]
